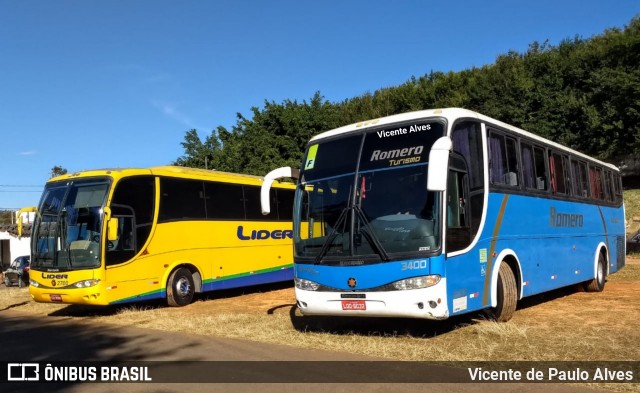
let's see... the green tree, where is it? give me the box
[175,92,341,175]
[174,129,222,169]
[0,210,14,225]
[174,16,640,172]
[50,166,67,178]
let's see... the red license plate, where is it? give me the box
[50,294,62,302]
[341,300,366,311]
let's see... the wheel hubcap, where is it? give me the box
[176,277,191,297]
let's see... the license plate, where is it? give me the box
[341,300,366,311]
[50,294,62,302]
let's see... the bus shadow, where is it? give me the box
[47,280,295,317]
[286,304,482,338]
[515,282,586,311]
[47,301,165,317]
[198,280,294,303]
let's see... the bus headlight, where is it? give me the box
[392,275,440,290]
[295,278,320,291]
[30,279,40,287]
[73,279,101,288]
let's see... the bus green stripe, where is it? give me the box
[111,263,294,304]
[203,263,294,284]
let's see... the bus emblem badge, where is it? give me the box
[347,277,357,288]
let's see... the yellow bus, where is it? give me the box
[22,166,295,307]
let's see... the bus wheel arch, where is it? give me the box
[585,244,608,292]
[166,264,202,307]
[488,251,521,322]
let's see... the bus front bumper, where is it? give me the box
[29,285,106,306]
[294,279,449,320]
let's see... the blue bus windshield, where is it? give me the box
[294,120,444,263]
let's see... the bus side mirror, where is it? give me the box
[427,136,453,191]
[107,217,119,241]
[261,166,300,215]
[16,206,37,238]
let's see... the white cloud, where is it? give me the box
[18,151,36,156]
[151,100,199,130]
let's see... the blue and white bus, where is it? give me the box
[261,108,625,322]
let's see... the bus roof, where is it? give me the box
[47,166,295,188]
[309,108,619,171]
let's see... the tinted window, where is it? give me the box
[579,162,590,198]
[302,135,362,182]
[521,143,548,191]
[111,176,155,225]
[451,121,484,246]
[159,178,206,221]
[205,182,245,220]
[276,189,295,221]
[549,152,567,195]
[489,132,519,186]
[244,185,277,221]
[590,166,604,200]
[108,176,156,266]
[613,173,623,204]
[603,171,613,202]
[158,179,294,222]
[359,121,444,172]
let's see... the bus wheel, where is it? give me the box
[166,267,195,307]
[585,253,606,292]
[487,263,518,322]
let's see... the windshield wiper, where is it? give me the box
[57,210,73,268]
[313,206,349,264]
[354,205,390,261]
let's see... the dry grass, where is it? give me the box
[625,189,640,237]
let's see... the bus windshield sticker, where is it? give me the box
[304,145,319,170]
[376,123,432,139]
[360,122,444,171]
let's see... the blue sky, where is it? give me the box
[1,0,639,209]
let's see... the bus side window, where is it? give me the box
[549,152,567,195]
[603,171,613,202]
[447,170,466,228]
[589,166,604,200]
[579,162,589,197]
[451,120,484,245]
[107,176,155,266]
[488,131,519,187]
[521,144,548,191]
[446,154,470,253]
[613,173,623,204]
[106,205,136,265]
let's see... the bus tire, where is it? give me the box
[166,267,195,307]
[487,263,518,322]
[585,253,606,292]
